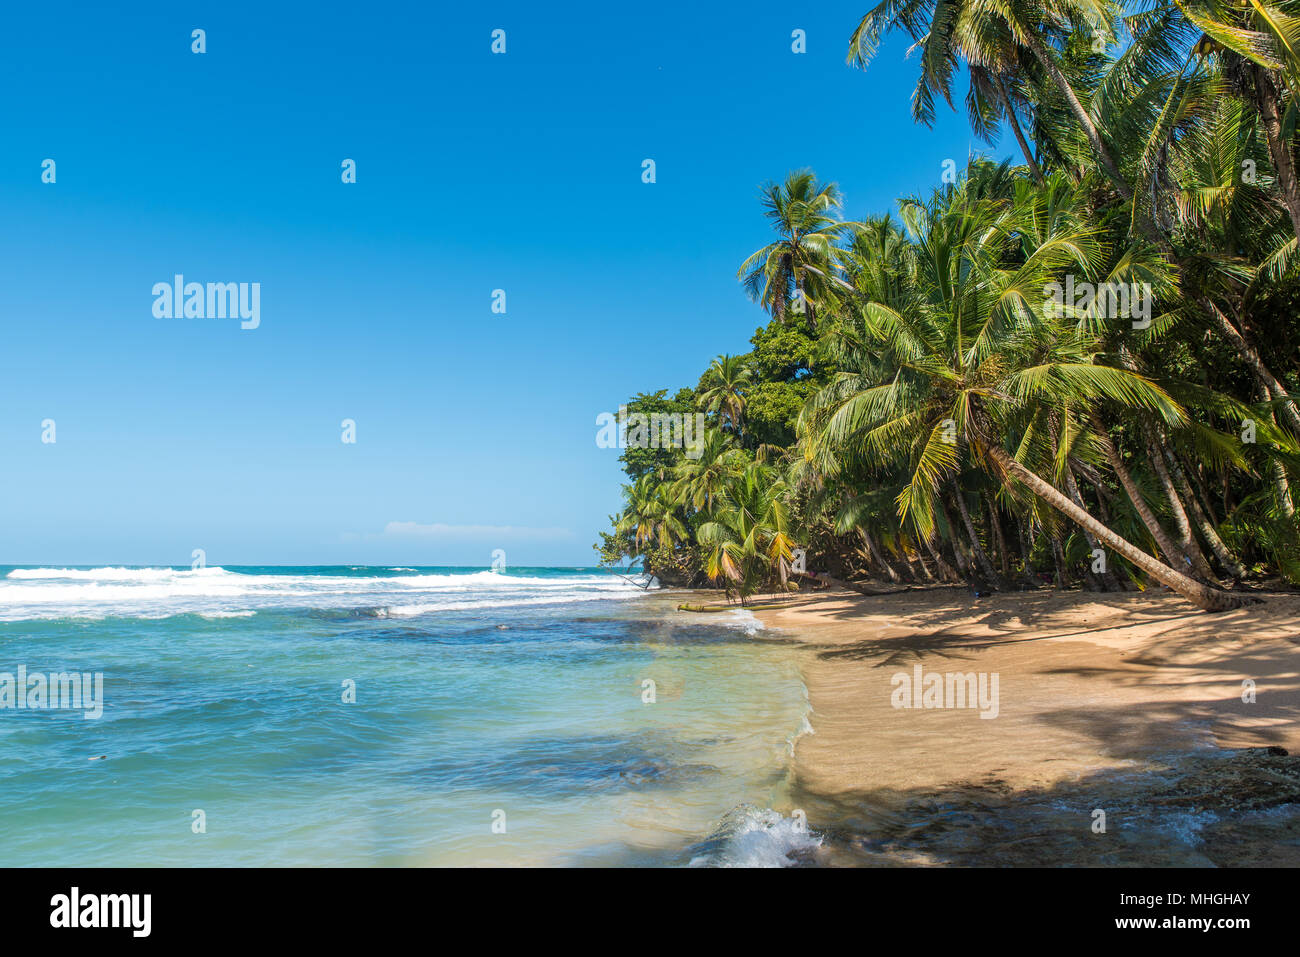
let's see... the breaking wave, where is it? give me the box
[0,566,654,622]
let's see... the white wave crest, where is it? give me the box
[689,806,822,868]
[0,567,654,622]
[7,566,237,581]
[718,609,766,636]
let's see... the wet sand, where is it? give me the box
[750,586,1300,865]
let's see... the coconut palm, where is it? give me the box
[801,169,1243,610]
[738,171,850,328]
[616,474,688,553]
[696,462,797,600]
[849,0,1134,197]
[1176,0,1300,239]
[598,9,1300,600]
[697,355,753,434]
[669,428,749,514]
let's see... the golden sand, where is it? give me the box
[751,587,1300,800]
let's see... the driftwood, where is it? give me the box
[677,597,797,613]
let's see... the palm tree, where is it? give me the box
[849,0,1134,197]
[738,171,850,328]
[697,355,753,434]
[801,169,1243,610]
[616,474,688,553]
[696,462,797,600]
[1177,0,1300,240]
[670,428,748,514]
[970,63,1047,184]
[597,9,1300,598]
[844,0,1048,182]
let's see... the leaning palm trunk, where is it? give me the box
[1254,384,1298,519]
[987,500,1012,577]
[902,550,927,582]
[1063,462,1122,591]
[1015,518,1041,586]
[993,77,1045,184]
[1250,64,1300,244]
[1164,449,1246,580]
[1170,447,1248,574]
[1094,427,1201,579]
[1273,461,1297,519]
[922,533,961,582]
[1204,299,1300,436]
[1049,531,1071,589]
[983,443,1242,612]
[937,500,973,577]
[1020,30,1131,199]
[911,543,938,582]
[1142,429,1217,581]
[950,482,1003,588]
[859,528,901,583]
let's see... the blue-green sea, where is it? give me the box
[0,565,816,866]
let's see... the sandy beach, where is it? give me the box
[751,586,1300,865]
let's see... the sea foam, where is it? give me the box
[689,806,823,868]
[0,566,655,622]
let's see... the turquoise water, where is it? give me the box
[0,566,815,866]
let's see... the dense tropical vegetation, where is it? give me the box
[596,1,1300,611]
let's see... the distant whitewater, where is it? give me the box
[0,565,650,622]
[0,565,813,866]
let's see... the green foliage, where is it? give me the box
[596,2,1300,603]
[617,388,696,483]
[744,380,814,448]
[749,321,819,382]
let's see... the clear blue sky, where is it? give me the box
[0,1,1000,566]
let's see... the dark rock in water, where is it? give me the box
[807,747,1300,866]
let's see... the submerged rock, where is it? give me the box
[804,747,1300,866]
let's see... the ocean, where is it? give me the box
[0,566,817,866]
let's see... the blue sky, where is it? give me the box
[0,1,1001,566]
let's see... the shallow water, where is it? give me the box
[8,566,1287,867]
[0,566,813,866]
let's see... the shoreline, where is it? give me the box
[748,586,1300,864]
